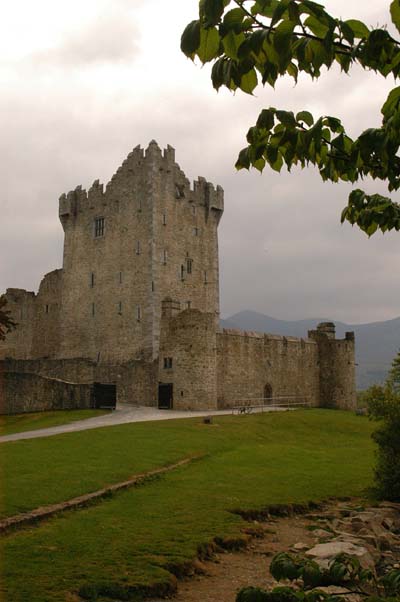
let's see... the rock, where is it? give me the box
[316,585,363,602]
[312,529,334,539]
[383,517,394,531]
[291,542,309,552]
[306,541,376,570]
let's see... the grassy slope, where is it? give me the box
[0,409,109,436]
[1,410,376,602]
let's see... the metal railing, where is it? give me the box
[230,396,312,414]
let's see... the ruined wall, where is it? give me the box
[31,269,62,358]
[0,289,36,360]
[216,329,320,408]
[309,323,356,410]
[159,309,218,410]
[0,362,93,415]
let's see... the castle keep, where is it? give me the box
[0,142,356,413]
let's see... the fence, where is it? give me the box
[231,395,312,414]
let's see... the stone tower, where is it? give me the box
[57,141,224,363]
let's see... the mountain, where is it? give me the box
[220,310,400,389]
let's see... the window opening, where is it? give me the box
[180,265,185,281]
[204,271,208,284]
[163,250,167,265]
[164,357,173,370]
[193,227,199,236]
[94,217,105,238]
[136,241,141,255]
[119,271,122,284]
[118,301,122,315]
[136,305,141,321]
[45,304,49,314]
[162,213,167,225]
[186,258,193,274]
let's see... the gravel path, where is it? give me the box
[0,405,286,443]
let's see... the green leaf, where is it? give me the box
[276,110,296,127]
[235,147,251,170]
[345,19,369,39]
[222,30,245,59]
[304,15,329,38]
[180,20,201,59]
[257,108,276,129]
[382,86,400,119]
[198,27,221,63]
[273,19,296,62]
[201,0,229,27]
[391,0,400,35]
[239,68,258,94]
[223,7,246,28]
[296,111,314,126]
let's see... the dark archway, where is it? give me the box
[264,383,273,405]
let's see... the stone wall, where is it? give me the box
[216,329,320,408]
[0,363,93,415]
[309,323,356,410]
[159,308,218,410]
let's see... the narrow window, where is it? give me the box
[136,305,141,321]
[204,271,208,284]
[90,272,95,288]
[163,357,173,369]
[118,301,122,314]
[91,303,95,317]
[94,217,105,238]
[163,250,167,265]
[192,205,196,216]
[192,227,198,236]
[180,265,185,281]
[175,184,184,199]
[45,304,49,314]
[186,258,193,274]
[186,301,191,310]
[136,241,141,255]
[119,271,122,284]
[162,213,167,225]
[138,198,142,212]
[151,281,155,292]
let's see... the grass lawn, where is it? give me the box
[0,410,376,602]
[0,409,110,436]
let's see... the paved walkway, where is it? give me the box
[0,405,281,443]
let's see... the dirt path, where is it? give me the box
[150,512,320,602]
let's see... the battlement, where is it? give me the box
[219,327,316,345]
[58,142,224,227]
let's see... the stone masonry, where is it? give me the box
[0,142,356,413]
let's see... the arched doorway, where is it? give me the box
[264,383,273,405]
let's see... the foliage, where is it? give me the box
[0,295,16,341]
[181,0,400,236]
[237,551,400,602]
[368,384,400,501]
[387,348,400,393]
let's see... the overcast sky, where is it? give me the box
[0,0,398,324]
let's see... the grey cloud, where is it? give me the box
[31,14,140,68]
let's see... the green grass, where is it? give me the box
[0,409,110,436]
[0,410,376,602]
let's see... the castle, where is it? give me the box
[0,142,356,413]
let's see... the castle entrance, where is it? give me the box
[264,383,273,405]
[93,383,117,409]
[158,383,173,409]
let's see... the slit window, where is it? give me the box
[204,271,208,284]
[138,198,142,212]
[90,272,95,287]
[186,258,193,274]
[180,265,185,281]
[45,304,49,314]
[136,241,141,255]
[192,227,199,236]
[163,250,167,265]
[136,305,141,321]
[119,271,122,284]
[162,213,167,225]
[164,357,173,370]
[94,217,105,238]
[118,301,122,314]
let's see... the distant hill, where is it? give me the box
[220,310,400,389]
